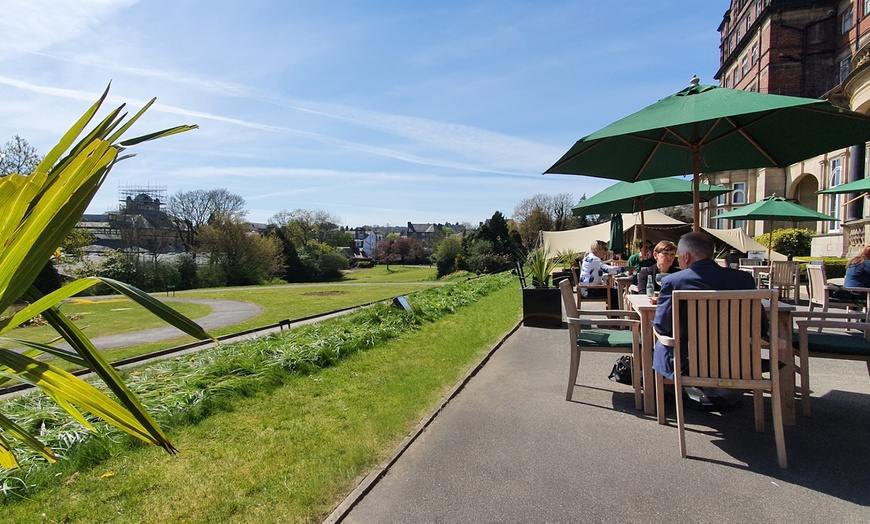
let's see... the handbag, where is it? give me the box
[608,355,633,385]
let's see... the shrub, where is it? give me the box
[753,228,814,257]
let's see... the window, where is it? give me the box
[756,0,762,17]
[733,68,741,85]
[733,219,746,231]
[828,157,844,231]
[713,208,725,228]
[840,56,851,83]
[742,57,749,75]
[842,6,854,34]
[866,0,870,17]
[746,15,751,30]
[716,192,728,206]
[751,44,759,65]
[732,182,747,204]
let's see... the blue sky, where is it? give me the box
[0,1,728,227]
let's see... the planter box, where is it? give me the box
[522,287,562,328]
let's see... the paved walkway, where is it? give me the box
[59,298,263,351]
[334,324,870,523]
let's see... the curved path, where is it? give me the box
[72,298,263,351]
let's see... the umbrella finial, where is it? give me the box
[690,74,700,87]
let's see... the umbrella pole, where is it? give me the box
[641,208,647,252]
[767,219,773,262]
[692,148,701,232]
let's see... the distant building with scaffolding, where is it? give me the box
[78,184,186,256]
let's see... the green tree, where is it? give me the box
[270,208,343,247]
[0,86,213,468]
[167,188,246,252]
[60,228,97,261]
[431,236,464,277]
[198,214,284,286]
[513,193,581,248]
[754,228,814,257]
[300,241,349,280]
[0,134,42,176]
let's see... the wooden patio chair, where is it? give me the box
[559,279,642,409]
[761,260,800,303]
[791,310,870,417]
[571,268,613,310]
[739,258,765,266]
[653,289,787,468]
[806,263,865,318]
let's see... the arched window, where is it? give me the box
[732,182,747,204]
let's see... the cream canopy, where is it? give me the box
[541,210,785,261]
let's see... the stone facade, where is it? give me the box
[704,0,870,258]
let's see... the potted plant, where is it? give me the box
[521,248,563,328]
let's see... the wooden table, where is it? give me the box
[626,294,657,416]
[627,293,797,425]
[615,276,634,310]
[739,265,769,287]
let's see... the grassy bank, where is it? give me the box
[2,274,522,522]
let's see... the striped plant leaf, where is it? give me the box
[0,85,197,465]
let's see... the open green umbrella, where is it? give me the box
[545,76,870,231]
[716,195,838,260]
[818,176,870,202]
[817,177,870,217]
[572,177,731,248]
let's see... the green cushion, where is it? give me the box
[792,331,870,358]
[578,329,635,348]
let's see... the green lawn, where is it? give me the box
[6,265,441,365]
[2,278,523,523]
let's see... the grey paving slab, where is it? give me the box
[338,324,870,524]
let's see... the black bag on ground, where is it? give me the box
[682,386,744,411]
[608,355,633,385]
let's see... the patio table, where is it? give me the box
[739,264,770,287]
[627,293,796,424]
[821,278,869,322]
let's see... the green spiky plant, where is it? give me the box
[524,248,557,288]
[0,85,215,469]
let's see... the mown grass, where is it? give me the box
[6,265,441,367]
[1,273,522,522]
[5,299,212,344]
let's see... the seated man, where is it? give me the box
[652,232,765,380]
[578,239,626,307]
[627,240,654,271]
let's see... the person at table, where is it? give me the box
[636,240,680,294]
[832,245,870,302]
[844,245,870,288]
[652,232,764,380]
[627,240,654,271]
[578,239,626,307]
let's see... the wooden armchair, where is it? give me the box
[559,279,642,409]
[654,289,787,468]
[791,310,870,417]
[806,263,865,317]
[761,260,800,303]
[571,268,613,310]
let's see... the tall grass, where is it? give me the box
[0,272,515,503]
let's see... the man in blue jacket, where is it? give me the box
[652,232,763,380]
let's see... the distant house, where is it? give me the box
[349,228,382,257]
[406,222,442,248]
